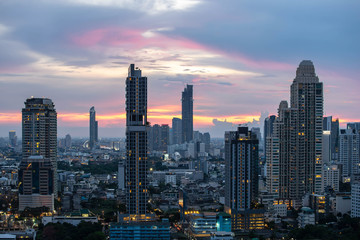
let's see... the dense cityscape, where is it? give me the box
[0,60,360,240]
[1,1,360,240]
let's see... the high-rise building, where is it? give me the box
[203,132,211,153]
[331,118,340,162]
[225,127,264,230]
[125,64,148,218]
[351,182,360,218]
[21,97,57,199]
[65,134,72,149]
[8,130,17,147]
[89,106,98,149]
[264,115,276,159]
[339,129,360,180]
[172,117,182,145]
[322,165,340,192]
[182,84,193,143]
[271,61,323,207]
[322,131,331,165]
[160,124,169,151]
[18,156,54,211]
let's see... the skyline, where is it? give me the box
[0,0,360,137]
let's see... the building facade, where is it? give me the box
[181,84,193,143]
[224,127,264,230]
[172,117,182,145]
[339,129,360,180]
[89,106,98,149]
[125,64,148,217]
[18,156,54,211]
[269,61,323,207]
[22,97,57,197]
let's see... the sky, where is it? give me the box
[0,0,359,138]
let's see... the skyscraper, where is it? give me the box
[8,130,17,147]
[339,129,359,180]
[182,84,193,143]
[125,64,148,218]
[271,61,323,207]
[264,115,276,159]
[172,117,182,145]
[21,97,57,199]
[225,127,264,230]
[89,106,98,149]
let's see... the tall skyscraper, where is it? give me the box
[18,156,54,211]
[65,134,72,149]
[269,61,323,207]
[181,84,193,143]
[21,97,57,199]
[89,106,98,149]
[264,115,276,159]
[225,127,264,230]
[339,129,359,180]
[172,117,182,145]
[8,130,17,147]
[125,64,148,218]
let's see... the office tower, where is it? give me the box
[193,131,203,143]
[65,134,72,149]
[125,64,148,218]
[160,124,169,151]
[182,84,193,143]
[89,106,98,149]
[273,61,323,207]
[172,117,182,145]
[264,115,276,159]
[22,97,57,197]
[8,130,17,147]
[18,156,54,211]
[225,127,264,230]
[251,127,262,150]
[322,131,331,165]
[203,132,211,153]
[339,129,360,179]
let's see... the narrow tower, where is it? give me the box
[125,64,148,218]
[182,84,193,143]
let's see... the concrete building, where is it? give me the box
[272,61,324,207]
[125,64,148,218]
[322,165,340,192]
[336,194,351,215]
[351,182,360,217]
[42,209,98,226]
[18,156,54,211]
[118,162,125,191]
[109,221,170,240]
[225,127,264,230]
[298,207,315,228]
[22,97,57,197]
[8,130,17,147]
[264,115,276,160]
[182,84,193,143]
[89,106,98,149]
[339,129,359,180]
[172,117,182,145]
[322,131,331,165]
